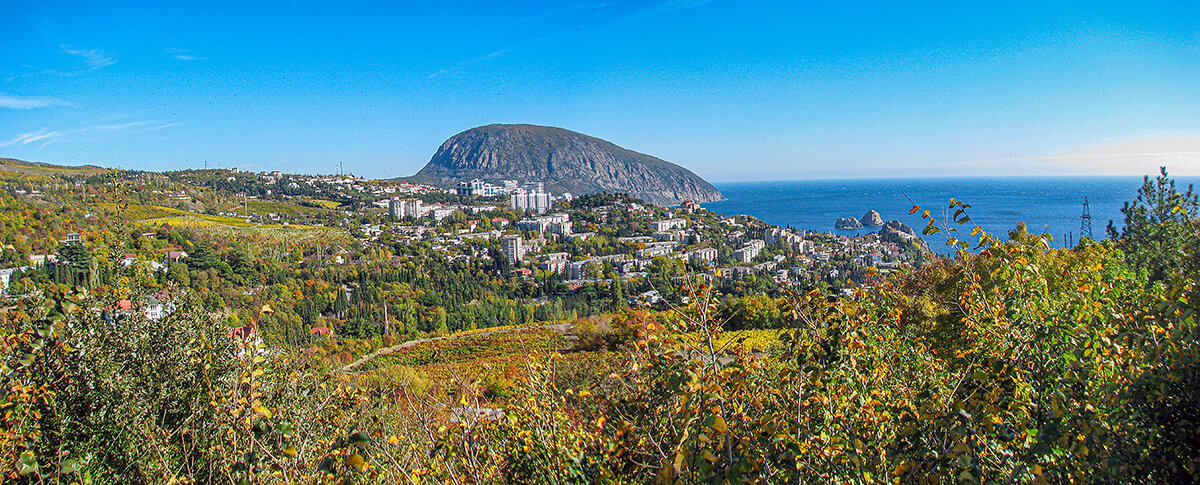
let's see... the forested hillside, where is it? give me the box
[2,168,1198,483]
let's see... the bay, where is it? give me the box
[705,176,1200,250]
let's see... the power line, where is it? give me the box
[1080,196,1093,242]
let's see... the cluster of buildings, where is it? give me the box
[454,179,574,215]
[257,174,920,289]
[509,183,573,214]
[456,179,507,197]
[385,198,499,221]
[109,290,175,321]
[510,187,553,213]
[733,239,766,263]
[230,169,452,199]
[515,213,573,236]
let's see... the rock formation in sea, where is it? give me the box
[835,217,863,230]
[880,220,916,237]
[861,209,884,227]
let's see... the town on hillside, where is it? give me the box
[0,164,930,341]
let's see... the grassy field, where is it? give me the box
[305,198,342,209]
[350,324,624,405]
[0,158,111,177]
[100,203,176,220]
[106,202,348,243]
[201,224,348,244]
[244,199,337,218]
[360,327,569,372]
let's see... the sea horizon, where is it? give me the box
[706,172,1195,185]
[704,175,1200,250]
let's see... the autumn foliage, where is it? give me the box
[4,172,1199,483]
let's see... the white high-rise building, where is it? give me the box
[500,235,525,262]
[389,198,425,219]
[651,218,687,232]
[511,188,552,214]
[457,179,503,197]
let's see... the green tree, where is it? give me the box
[56,242,92,287]
[610,277,624,309]
[1119,167,1199,282]
[167,262,190,286]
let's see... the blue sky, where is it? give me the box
[2,0,1198,181]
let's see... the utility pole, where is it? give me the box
[1080,197,1093,242]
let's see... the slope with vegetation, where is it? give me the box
[2,169,1198,483]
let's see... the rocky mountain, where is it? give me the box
[861,210,884,227]
[835,217,863,230]
[404,124,723,206]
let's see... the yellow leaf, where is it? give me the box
[347,453,366,472]
[252,406,272,419]
[711,415,728,434]
[283,446,298,456]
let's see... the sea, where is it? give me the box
[704,176,1200,251]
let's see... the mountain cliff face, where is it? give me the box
[404,124,723,206]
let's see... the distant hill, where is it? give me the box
[403,124,723,206]
[0,158,110,176]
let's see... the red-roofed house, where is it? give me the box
[227,320,263,356]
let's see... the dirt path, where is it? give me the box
[339,322,572,373]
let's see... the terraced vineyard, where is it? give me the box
[354,325,570,374]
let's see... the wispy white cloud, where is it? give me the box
[1053,134,1200,175]
[941,134,1200,176]
[428,48,513,79]
[427,1,705,80]
[165,48,204,61]
[479,49,512,61]
[1,121,182,152]
[0,94,77,110]
[60,44,116,69]
[145,122,183,131]
[0,130,61,149]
